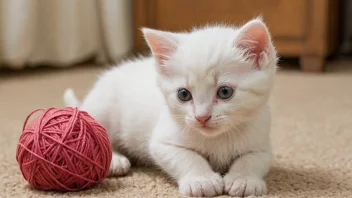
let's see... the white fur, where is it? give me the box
[63,88,80,107]
[64,18,277,197]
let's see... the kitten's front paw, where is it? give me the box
[109,153,131,176]
[178,173,223,197]
[224,175,267,197]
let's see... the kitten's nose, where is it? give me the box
[195,115,212,125]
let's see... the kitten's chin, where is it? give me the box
[194,126,225,137]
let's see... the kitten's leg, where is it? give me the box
[150,142,223,197]
[109,151,131,176]
[224,151,271,197]
[78,86,131,176]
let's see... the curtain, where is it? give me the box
[0,0,133,69]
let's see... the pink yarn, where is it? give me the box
[16,107,112,191]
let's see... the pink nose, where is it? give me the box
[196,115,212,125]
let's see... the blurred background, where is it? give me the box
[1,1,352,197]
[0,0,351,72]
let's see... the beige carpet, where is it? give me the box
[1,60,352,198]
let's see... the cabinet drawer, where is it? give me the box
[150,0,306,39]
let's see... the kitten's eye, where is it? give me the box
[177,89,192,102]
[217,86,234,99]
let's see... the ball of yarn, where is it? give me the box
[16,107,112,191]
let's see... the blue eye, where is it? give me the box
[177,89,192,102]
[217,86,234,99]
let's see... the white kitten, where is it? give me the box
[64,18,277,197]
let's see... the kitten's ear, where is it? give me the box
[142,28,179,75]
[235,18,273,68]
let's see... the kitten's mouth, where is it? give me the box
[201,124,213,129]
[188,121,221,135]
[198,124,217,131]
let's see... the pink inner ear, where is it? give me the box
[236,21,270,66]
[153,42,175,65]
[143,29,178,74]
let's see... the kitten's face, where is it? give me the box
[144,19,277,137]
[160,68,240,137]
[158,53,273,137]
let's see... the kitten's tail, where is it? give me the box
[63,88,80,107]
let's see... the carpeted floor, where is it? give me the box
[1,60,352,198]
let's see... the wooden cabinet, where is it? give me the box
[133,0,339,72]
